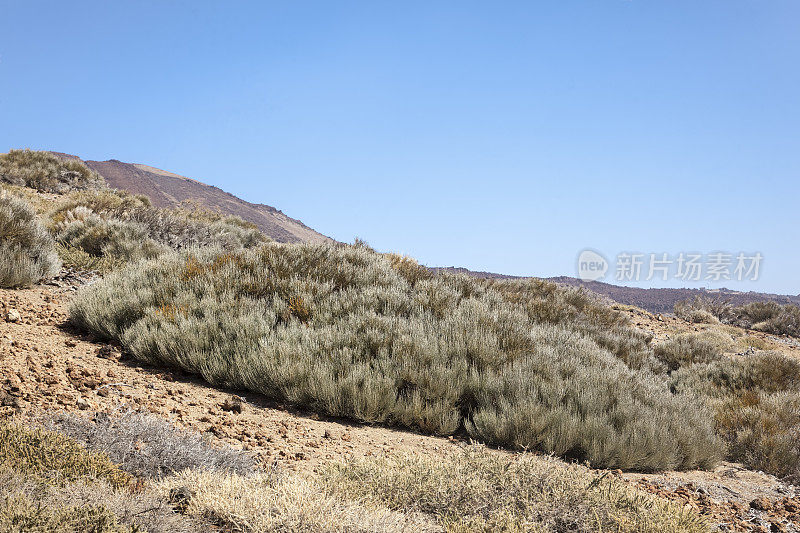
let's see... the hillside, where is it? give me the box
[432,267,800,314]
[5,150,800,531]
[50,152,331,244]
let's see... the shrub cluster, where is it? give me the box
[653,331,732,372]
[0,149,105,193]
[0,194,61,287]
[50,189,267,271]
[675,296,800,338]
[672,351,800,481]
[71,243,722,471]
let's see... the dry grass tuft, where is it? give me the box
[0,423,131,488]
[323,446,710,533]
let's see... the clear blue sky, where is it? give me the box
[2,1,798,294]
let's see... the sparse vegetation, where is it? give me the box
[675,296,800,337]
[0,149,105,193]
[71,243,722,471]
[0,193,61,287]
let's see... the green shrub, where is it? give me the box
[0,149,105,193]
[653,332,731,372]
[71,243,722,471]
[323,446,710,533]
[0,194,60,287]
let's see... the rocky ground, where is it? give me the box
[2,273,800,532]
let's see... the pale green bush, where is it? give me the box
[71,243,722,471]
[0,149,104,193]
[653,332,731,372]
[56,214,167,263]
[0,194,60,287]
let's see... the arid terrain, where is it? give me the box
[4,149,800,532]
[3,275,800,532]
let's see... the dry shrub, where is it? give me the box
[0,149,104,193]
[45,410,255,479]
[671,351,800,398]
[672,351,800,480]
[71,243,722,471]
[48,189,267,270]
[157,469,439,533]
[56,214,168,263]
[323,446,709,533]
[488,278,657,371]
[0,194,61,287]
[675,296,800,338]
[653,331,731,372]
[715,392,800,483]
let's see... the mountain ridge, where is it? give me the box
[432,266,800,314]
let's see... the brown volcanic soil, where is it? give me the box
[2,278,800,531]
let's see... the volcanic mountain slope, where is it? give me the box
[50,152,331,244]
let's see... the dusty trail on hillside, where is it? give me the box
[2,278,800,531]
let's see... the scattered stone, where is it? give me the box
[76,398,90,410]
[752,497,772,511]
[5,310,21,323]
[221,397,243,414]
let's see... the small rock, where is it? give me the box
[76,398,90,410]
[5,310,21,323]
[221,397,243,414]
[751,497,772,511]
